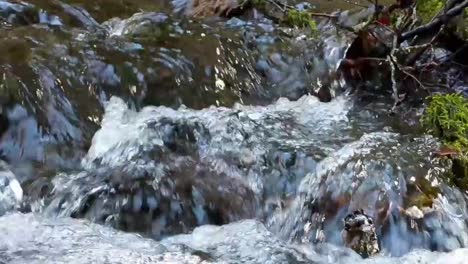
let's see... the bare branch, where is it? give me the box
[400,67,428,90]
[308,12,340,18]
[265,0,288,12]
[388,57,399,111]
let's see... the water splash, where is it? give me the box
[269,132,468,256]
[22,95,351,237]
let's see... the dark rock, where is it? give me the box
[342,209,380,258]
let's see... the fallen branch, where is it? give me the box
[307,12,340,18]
[389,35,401,111]
[402,26,444,66]
[435,0,462,19]
[400,0,468,42]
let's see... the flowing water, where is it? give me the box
[0,0,467,263]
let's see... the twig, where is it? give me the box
[264,0,293,10]
[389,34,401,111]
[355,57,389,62]
[420,81,450,89]
[398,3,416,33]
[265,0,287,12]
[360,2,380,30]
[369,30,390,50]
[375,20,397,34]
[451,61,468,68]
[438,42,468,64]
[307,12,339,18]
[400,67,428,90]
[388,58,400,111]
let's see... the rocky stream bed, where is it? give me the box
[0,0,468,263]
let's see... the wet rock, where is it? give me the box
[342,209,380,258]
[404,206,424,219]
[0,161,22,216]
[0,0,35,25]
[0,99,83,170]
[420,194,468,252]
[0,0,63,27]
[100,12,270,108]
[0,6,350,119]
[0,105,44,164]
[44,163,258,238]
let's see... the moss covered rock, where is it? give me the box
[284,9,318,33]
[422,93,468,189]
[422,93,468,149]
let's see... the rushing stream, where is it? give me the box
[0,0,468,263]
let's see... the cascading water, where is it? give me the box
[0,0,467,263]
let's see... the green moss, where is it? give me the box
[284,10,318,33]
[416,0,445,23]
[422,93,468,189]
[422,94,468,149]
